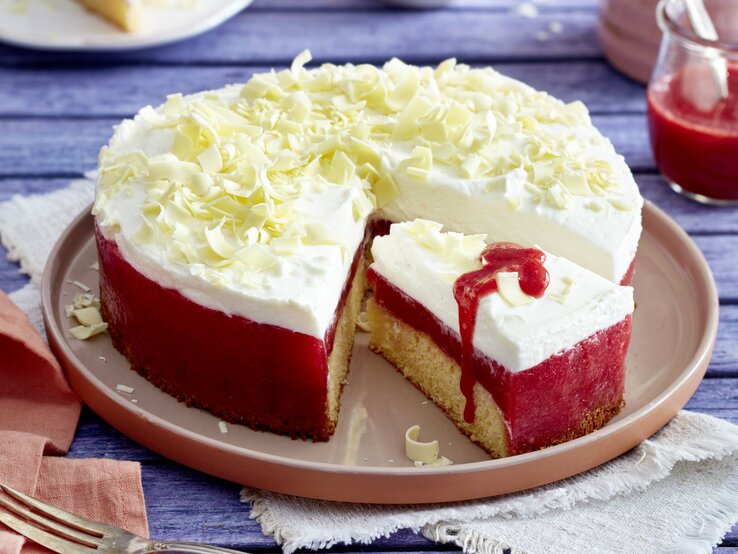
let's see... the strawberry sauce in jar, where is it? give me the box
[647,0,738,204]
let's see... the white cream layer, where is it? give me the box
[379,126,642,284]
[370,221,634,372]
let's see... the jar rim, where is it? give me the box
[657,0,738,52]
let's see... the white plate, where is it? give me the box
[0,0,253,51]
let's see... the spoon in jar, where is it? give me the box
[683,0,729,99]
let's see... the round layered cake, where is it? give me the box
[93,52,642,451]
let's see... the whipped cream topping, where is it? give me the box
[94,52,641,338]
[370,220,634,372]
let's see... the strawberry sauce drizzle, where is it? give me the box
[452,243,550,422]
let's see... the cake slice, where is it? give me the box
[367,219,634,457]
[77,0,142,32]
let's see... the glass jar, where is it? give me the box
[647,0,738,204]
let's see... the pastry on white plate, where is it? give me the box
[76,0,142,32]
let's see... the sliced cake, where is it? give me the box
[367,220,634,457]
[93,52,641,443]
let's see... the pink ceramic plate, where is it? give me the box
[42,201,718,504]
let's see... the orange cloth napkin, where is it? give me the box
[0,290,149,553]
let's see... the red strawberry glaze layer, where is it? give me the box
[367,268,632,455]
[96,226,363,440]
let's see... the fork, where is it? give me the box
[0,483,244,553]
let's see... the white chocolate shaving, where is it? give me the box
[116,384,135,394]
[72,307,104,327]
[291,49,312,75]
[401,219,485,277]
[66,293,107,340]
[405,425,454,466]
[70,323,108,340]
[496,271,535,307]
[218,421,229,434]
[69,280,91,292]
[73,292,100,309]
[356,310,371,332]
[405,424,440,464]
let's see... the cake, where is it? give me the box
[367,220,634,457]
[77,0,142,32]
[92,52,642,449]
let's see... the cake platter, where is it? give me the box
[0,0,253,51]
[42,200,718,504]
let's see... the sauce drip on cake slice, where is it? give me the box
[368,219,634,457]
[453,243,549,422]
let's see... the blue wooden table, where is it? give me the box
[1,0,737,551]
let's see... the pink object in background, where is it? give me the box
[598,0,662,83]
[0,291,148,553]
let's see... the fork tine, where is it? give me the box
[0,483,111,536]
[0,508,99,554]
[0,492,104,549]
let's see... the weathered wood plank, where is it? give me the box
[252,0,599,10]
[694,236,738,301]
[0,118,115,176]
[638,174,738,235]
[0,10,602,66]
[142,461,450,550]
[0,114,654,177]
[0,62,644,118]
[685,379,738,422]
